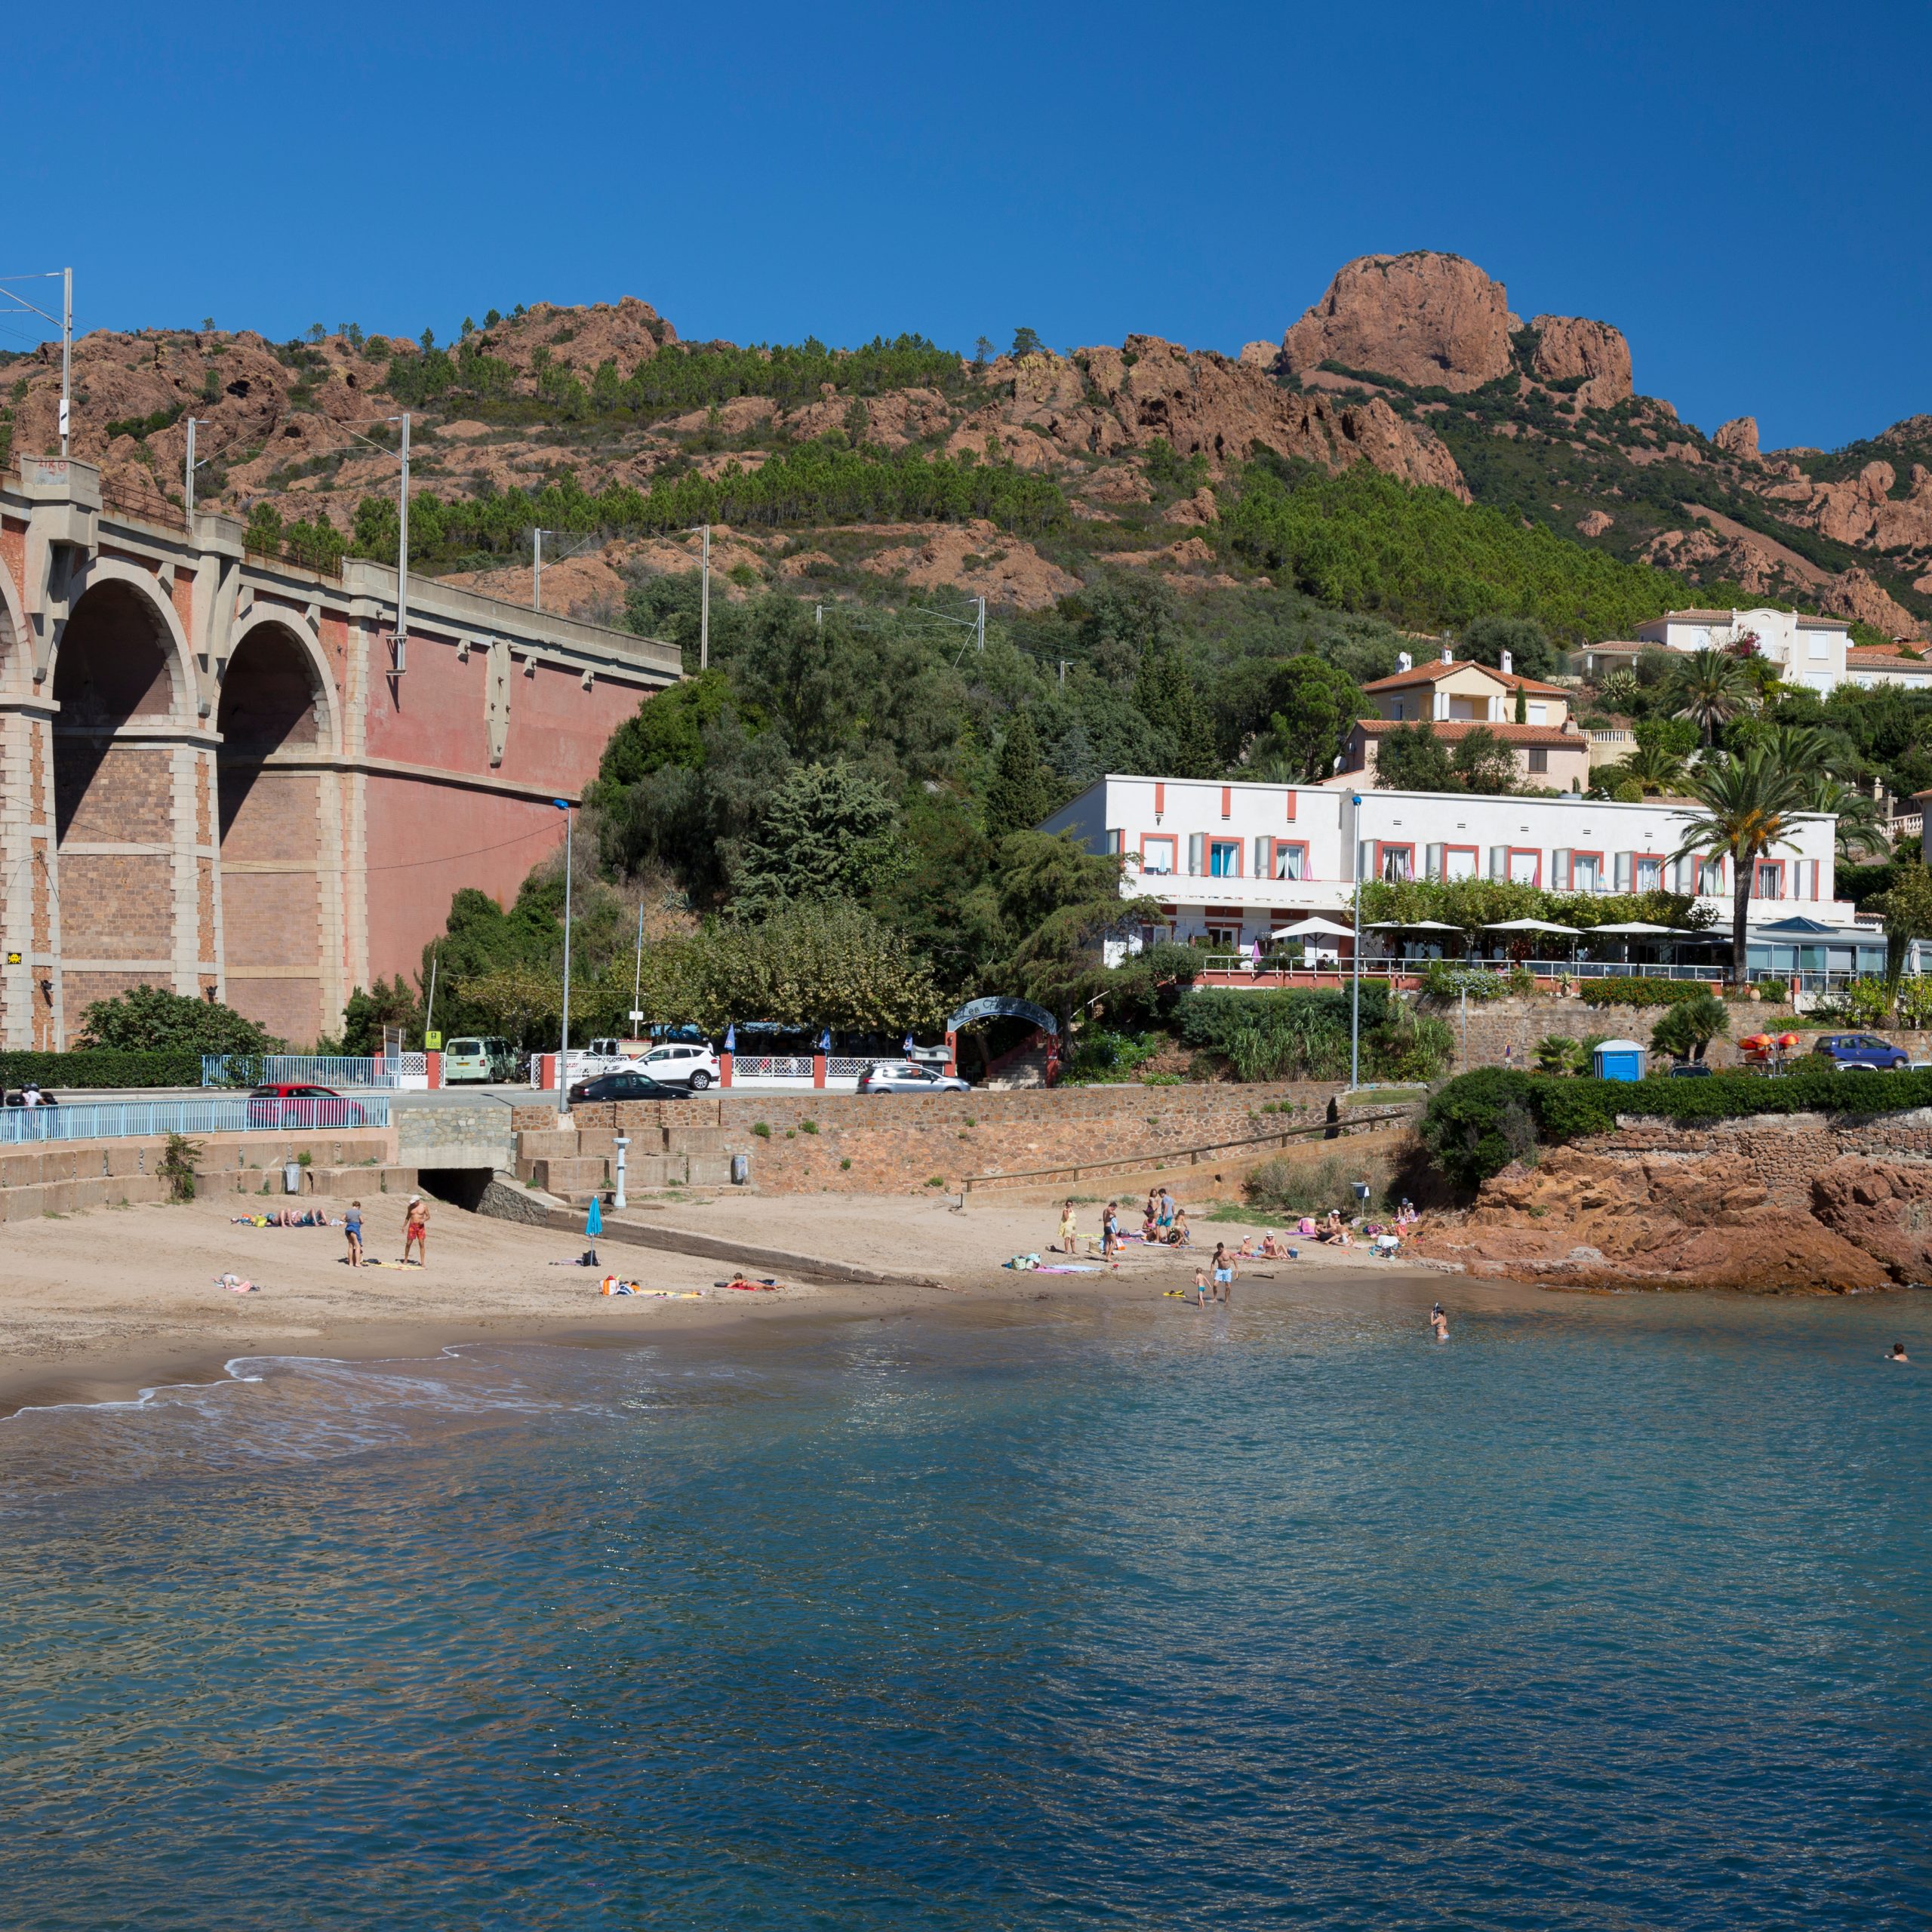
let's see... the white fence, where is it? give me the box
[203,1054,428,1090]
[0,1094,391,1144]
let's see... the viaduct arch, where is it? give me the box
[0,454,681,1048]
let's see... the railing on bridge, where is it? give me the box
[202,1054,425,1089]
[0,1094,391,1145]
[1197,954,1732,986]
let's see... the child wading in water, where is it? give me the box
[344,1200,364,1268]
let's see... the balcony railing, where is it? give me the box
[0,1094,390,1143]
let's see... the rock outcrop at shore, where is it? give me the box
[1412,1113,1932,1291]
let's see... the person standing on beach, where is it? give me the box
[1211,1242,1236,1304]
[1059,1199,1078,1256]
[402,1196,429,1267]
[344,1200,364,1268]
[1102,1201,1120,1259]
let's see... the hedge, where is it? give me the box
[1578,977,1727,1010]
[1420,1061,1932,1192]
[0,1051,207,1091]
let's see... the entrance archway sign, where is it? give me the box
[944,996,1059,1080]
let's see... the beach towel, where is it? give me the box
[216,1273,257,1294]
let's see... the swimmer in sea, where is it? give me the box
[1430,1302,1449,1343]
[1888,1342,1910,1364]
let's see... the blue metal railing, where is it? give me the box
[0,1095,390,1144]
[202,1054,423,1089]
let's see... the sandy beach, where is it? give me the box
[0,1186,1458,1417]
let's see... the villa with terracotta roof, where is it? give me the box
[1845,643,1932,690]
[1633,607,1854,692]
[1331,646,1591,790]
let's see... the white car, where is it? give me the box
[638,1041,720,1091]
[858,1060,971,1094]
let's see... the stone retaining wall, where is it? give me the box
[1435,995,1932,1073]
[1598,1107,1932,1208]
[513,1082,1357,1195]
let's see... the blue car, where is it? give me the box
[1811,1033,1910,1072]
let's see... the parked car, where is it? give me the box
[857,1060,971,1094]
[1812,1033,1911,1072]
[637,1041,721,1091]
[442,1035,515,1084]
[567,1069,689,1104]
[246,1083,368,1128]
[1667,1063,1713,1078]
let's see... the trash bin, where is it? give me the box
[1592,1038,1646,1082]
[731,1154,749,1186]
[283,1160,303,1194]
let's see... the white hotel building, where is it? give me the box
[1038,776,1879,982]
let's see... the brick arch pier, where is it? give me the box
[0,455,678,1047]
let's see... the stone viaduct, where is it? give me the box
[0,455,679,1048]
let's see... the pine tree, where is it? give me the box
[985,708,1055,839]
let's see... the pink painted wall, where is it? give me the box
[358,628,651,985]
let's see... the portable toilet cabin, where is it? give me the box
[1593,1038,1646,1082]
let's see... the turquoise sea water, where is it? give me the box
[3,1281,1930,1929]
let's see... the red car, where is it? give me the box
[245,1083,368,1128]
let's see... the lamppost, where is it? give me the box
[1349,792,1365,1089]
[555,798,575,1121]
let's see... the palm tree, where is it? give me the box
[1800,775,1889,863]
[1672,746,1810,983]
[1670,649,1754,748]
[1607,738,1690,795]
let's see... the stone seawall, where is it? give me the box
[1417,1107,1932,1291]
[1433,996,1932,1074]
[512,1081,1353,1195]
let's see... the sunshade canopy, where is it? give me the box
[1483,918,1581,935]
[1586,921,1686,935]
[1367,918,1463,931]
[1270,917,1358,940]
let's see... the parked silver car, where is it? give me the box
[858,1060,970,1094]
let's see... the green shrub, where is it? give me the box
[751,1121,771,1139]
[1245,1150,1392,1217]
[1417,961,1534,1001]
[1579,977,1722,1009]
[0,1050,207,1090]
[1420,1060,1932,1195]
[159,1132,201,1204]
[1650,992,1730,1065]
[841,1158,852,1171]
[800,1118,818,1134]
[1755,977,1790,1005]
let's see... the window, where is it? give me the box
[1509,849,1540,886]
[1635,857,1663,892]
[1527,702,1548,725]
[1445,845,1479,881]
[1271,841,1307,881]
[1572,854,1603,891]
[1380,844,1414,883]
[1208,839,1241,877]
[1206,925,1240,950]
[1390,699,1406,720]
[1140,835,1177,875]
[1699,858,1724,895]
[1809,632,1830,660]
[1755,860,1784,900]
[1527,747,1549,775]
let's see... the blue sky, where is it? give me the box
[8,0,1927,451]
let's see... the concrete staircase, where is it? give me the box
[511,1102,734,1201]
[981,1042,1051,1091]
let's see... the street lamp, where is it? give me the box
[1350,792,1364,1091]
[0,269,72,454]
[555,798,575,1121]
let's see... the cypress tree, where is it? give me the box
[985,708,1055,839]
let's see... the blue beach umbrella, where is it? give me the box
[586,1195,603,1239]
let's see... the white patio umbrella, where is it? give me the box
[1271,917,1358,940]
[1482,918,1582,934]
[1586,921,1686,935]
[1367,918,1463,931]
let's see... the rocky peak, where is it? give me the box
[1281,251,1514,392]
[1527,314,1633,408]
[1712,417,1760,460]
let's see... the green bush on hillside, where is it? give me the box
[1579,977,1729,1009]
[1420,1060,1932,1194]
[1220,460,1685,642]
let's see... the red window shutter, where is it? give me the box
[1154,782,1166,815]
[1220,786,1232,818]
[1284,790,1297,821]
